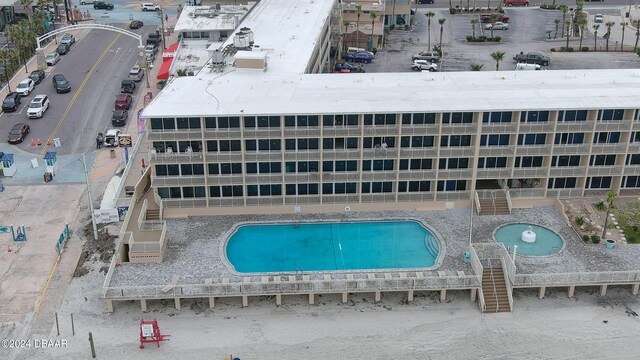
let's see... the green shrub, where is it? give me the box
[491,36,501,42]
[550,48,556,52]
[449,7,457,14]
[595,201,606,211]
[581,47,589,52]
[404,24,410,30]
[591,235,601,244]
[478,35,487,41]
[582,235,591,243]
[576,216,585,226]
[560,46,575,52]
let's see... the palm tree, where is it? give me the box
[577,18,587,50]
[370,12,378,51]
[470,18,478,39]
[489,14,498,40]
[559,5,568,37]
[425,12,435,51]
[593,24,599,50]
[601,191,617,240]
[490,51,505,71]
[554,19,560,39]
[438,18,446,50]
[605,21,615,51]
[20,0,33,21]
[343,21,350,55]
[355,4,362,49]
[633,19,640,51]
[565,20,571,48]
[621,22,628,51]
[469,63,483,71]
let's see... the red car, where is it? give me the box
[114,94,132,110]
[8,123,30,144]
[480,14,510,23]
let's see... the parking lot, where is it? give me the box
[364,7,640,73]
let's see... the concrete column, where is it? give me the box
[276,294,282,306]
[106,300,114,313]
[600,284,608,296]
[174,298,181,310]
[538,286,546,299]
[470,288,477,301]
[342,292,348,303]
[309,293,315,305]
[440,289,446,302]
[632,283,639,295]
[567,286,575,298]
[407,289,414,303]
[242,295,249,307]
[208,296,215,308]
[374,291,381,302]
[141,299,148,312]
[36,48,47,71]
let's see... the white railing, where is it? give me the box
[139,221,164,231]
[118,196,137,239]
[137,199,148,231]
[514,271,640,287]
[505,190,513,214]
[114,133,144,200]
[499,251,515,312]
[474,191,481,215]
[469,245,485,312]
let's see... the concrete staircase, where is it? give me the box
[482,267,511,313]
[146,209,160,221]
[478,197,510,216]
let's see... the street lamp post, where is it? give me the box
[81,154,99,241]
[159,6,166,50]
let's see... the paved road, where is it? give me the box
[0,25,154,156]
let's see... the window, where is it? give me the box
[436,180,466,191]
[402,113,436,125]
[284,115,319,127]
[244,116,280,128]
[245,162,281,174]
[479,134,510,146]
[400,136,434,148]
[439,158,469,169]
[149,118,176,130]
[482,112,512,123]
[247,184,282,196]
[593,132,620,144]
[361,182,393,193]
[551,155,580,167]
[440,135,471,147]
[155,164,179,176]
[515,156,543,168]
[547,177,577,189]
[598,109,624,121]
[285,138,319,150]
[558,110,588,122]
[364,113,397,125]
[157,187,182,199]
[627,154,640,165]
[180,164,204,176]
[521,111,549,122]
[517,134,546,145]
[630,132,640,143]
[323,137,359,150]
[322,114,358,127]
[554,133,584,145]
[181,186,206,198]
[285,183,319,195]
[478,157,507,168]
[362,159,394,171]
[624,176,640,188]
[176,117,201,129]
[218,140,241,152]
[211,185,242,197]
[636,109,640,121]
[214,163,242,175]
[363,137,395,149]
[285,161,319,173]
[152,141,177,153]
[398,181,431,192]
[586,176,612,189]
[322,182,357,194]
[322,160,358,172]
[399,158,433,170]
[244,139,281,151]
[442,112,473,124]
[589,154,616,166]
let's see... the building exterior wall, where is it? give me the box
[342,1,384,49]
[384,0,411,27]
[146,108,640,213]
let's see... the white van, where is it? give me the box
[346,47,374,57]
[515,63,542,71]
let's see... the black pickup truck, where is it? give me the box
[146,31,162,46]
[513,52,550,66]
[94,1,114,10]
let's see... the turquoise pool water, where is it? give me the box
[494,223,564,256]
[225,220,440,273]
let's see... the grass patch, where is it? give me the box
[612,201,640,244]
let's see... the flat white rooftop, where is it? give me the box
[143,69,640,117]
[174,4,253,32]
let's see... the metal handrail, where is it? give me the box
[488,258,499,312]
[492,192,496,215]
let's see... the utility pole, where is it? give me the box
[160,6,166,50]
[82,154,98,241]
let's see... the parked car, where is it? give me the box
[417,0,434,3]
[114,94,132,110]
[94,1,114,10]
[61,33,75,47]
[80,0,97,4]
[480,14,510,23]
[27,95,50,118]
[129,20,144,29]
[2,92,21,112]
[7,123,30,144]
[146,31,162,46]
[334,62,365,73]
[141,3,160,11]
[594,14,604,23]
[503,0,528,5]
[112,109,129,126]
[411,51,440,62]
[513,52,550,66]
[56,42,70,55]
[128,66,145,82]
[45,52,60,66]
[121,80,136,94]
[515,63,542,71]
[52,74,71,93]
[346,47,374,57]
[104,129,121,147]
[345,52,373,63]
[486,22,509,30]
[16,79,34,97]
[411,60,438,72]
[29,70,46,85]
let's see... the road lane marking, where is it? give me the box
[41,34,122,155]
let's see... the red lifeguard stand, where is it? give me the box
[139,319,170,349]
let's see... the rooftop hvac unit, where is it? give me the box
[372,3,379,8]
[215,2,221,10]
[211,50,224,64]
[240,28,254,45]
[233,32,250,49]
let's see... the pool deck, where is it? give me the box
[103,205,640,311]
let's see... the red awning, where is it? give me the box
[157,42,180,81]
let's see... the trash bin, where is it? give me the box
[110,149,116,158]
[606,239,615,249]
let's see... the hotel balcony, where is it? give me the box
[548,166,587,177]
[594,120,632,132]
[401,125,439,136]
[244,151,283,162]
[322,172,361,182]
[555,121,595,133]
[590,143,628,154]
[283,128,322,137]
[397,170,437,180]
[440,124,477,135]
[623,166,640,175]
[475,168,511,179]
[243,128,282,138]
[437,168,473,178]
[152,176,206,187]
[514,144,552,156]
[478,146,514,157]
[320,127,361,137]
[438,147,475,158]
[206,174,243,185]
[512,167,548,178]
[246,196,285,206]
[283,151,322,161]
[551,144,590,155]
[519,122,554,133]
[203,129,242,139]
[361,171,396,181]
[147,130,202,141]
[397,192,435,202]
[586,166,624,176]
[399,148,438,158]
[480,123,518,133]
[322,149,362,160]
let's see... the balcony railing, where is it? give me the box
[548,166,587,177]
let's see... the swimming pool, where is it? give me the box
[225,220,442,273]
[494,223,565,257]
